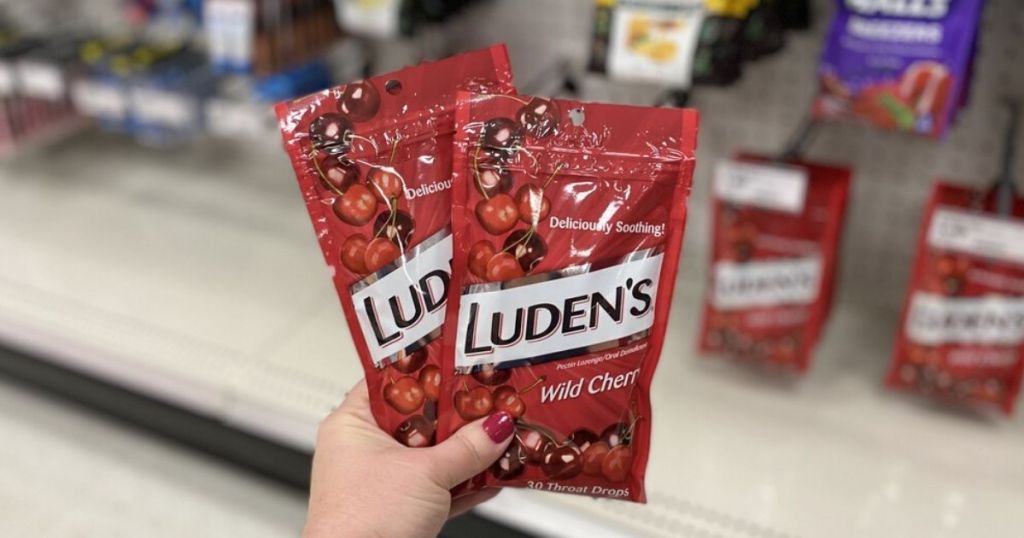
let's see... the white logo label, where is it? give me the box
[353,233,451,366]
[713,256,822,309]
[714,160,808,214]
[456,253,663,369]
[906,293,1024,345]
[928,208,1024,267]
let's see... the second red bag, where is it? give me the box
[887,182,1024,414]
[698,156,851,371]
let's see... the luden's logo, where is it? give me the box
[845,0,950,18]
[463,277,654,355]
[455,252,664,369]
[353,232,452,366]
[364,268,449,346]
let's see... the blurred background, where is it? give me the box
[1,0,1023,536]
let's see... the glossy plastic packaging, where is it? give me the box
[813,0,984,138]
[699,155,851,371]
[440,92,699,502]
[275,45,515,444]
[887,183,1024,414]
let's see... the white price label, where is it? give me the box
[71,80,128,120]
[714,160,809,214]
[338,0,402,39]
[131,87,197,128]
[205,98,269,136]
[17,61,64,100]
[928,208,1024,266]
[0,62,15,96]
[205,0,255,68]
[607,2,704,87]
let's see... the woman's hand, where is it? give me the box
[304,379,514,538]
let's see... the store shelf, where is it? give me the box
[4,131,1023,537]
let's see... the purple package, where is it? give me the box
[812,0,985,139]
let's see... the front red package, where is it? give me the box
[698,156,851,371]
[440,92,698,502]
[275,46,515,444]
[886,183,1024,414]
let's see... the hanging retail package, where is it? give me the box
[275,45,515,445]
[813,0,985,138]
[440,92,699,502]
[887,183,1024,414]
[699,155,851,371]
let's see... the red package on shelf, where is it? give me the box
[440,92,699,502]
[698,156,851,371]
[275,45,515,445]
[887,183,1024,414]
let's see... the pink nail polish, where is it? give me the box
[482,412,514,443]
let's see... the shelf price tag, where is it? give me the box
[0,61,15,97]
[71,80,128,120]
[714,160,808,214]
[131,87,197,128]
[205,98,270,136]
[16,60,65,100]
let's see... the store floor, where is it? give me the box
[0,376,307,537]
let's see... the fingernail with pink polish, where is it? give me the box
[482,412,514,443]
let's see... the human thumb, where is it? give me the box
[421,412,515,490]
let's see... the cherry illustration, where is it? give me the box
[337,80,381,122]
[383,375,425,415]
[454,383,493,421]
[516,425,555,464]
[392,348,427,374]
[491,441,527,480]
[475,194,519,235]
[393,415,434,448]
[486,252,525,281]
[481,117,523,159]
[515,184,551,225]
[581,440,611,476]
[492,376,546,419]
[339,234,369,274]
[503,230,547,273]
[541,444,583,480]
[601,445,632,482]
[475,166,513,198]
[515,97,560,138]
[309,113,353,154]
[333,183,378,226]
[374,209,415,248]
[315,155,359,195]
[601,418,640,448]
[471,363,511,386]
[419,365,441,402]
[364,237,401,272]
[367,166,404,203]
[468,240,497,280]
[568,429,599,452]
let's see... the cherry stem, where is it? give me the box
[501,227,535,254]
[541,162,567,191]
[471,142,491,200]
[388,136,400,165]
[347,133,379,154]
[490,94,530,106]
[308,150,347,197]
[518,376,546,395]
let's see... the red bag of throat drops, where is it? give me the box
[698,156,851,371]
[440,92,698,502]
[275,45,515,445]
[886,183,1024,414]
